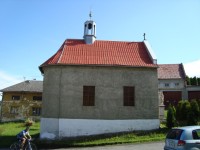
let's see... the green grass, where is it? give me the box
[72,129,167,146]
[0,121,169,149]
[0,121,40,148]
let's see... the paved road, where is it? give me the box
[53,141,165,150]
[1,141,164,150]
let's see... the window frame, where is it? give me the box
[12,95,20,100]
[166,129,183,140]
[33,96,42,101]
[10,106,19,114]
[83,86,95,106]
[32,107,41,116]
[123,86,135,106]
[165,83,170,87]
[192,129,200,139]
[175,83,179,87]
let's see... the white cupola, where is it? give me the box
[83,12,96,44]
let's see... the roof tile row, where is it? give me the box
[40,39,157,72]
[158,64,186,79]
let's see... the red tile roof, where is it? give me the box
[158,64,186,79]
[39,39,157,73]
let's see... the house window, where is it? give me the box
[32,107,41,116]
[12,96,20,100]
[83,86,95,106]
[33,96,42,101]
[175,83,179,87]
[123,86,135,106]
[10,106,19,114]
[165,83,170,87]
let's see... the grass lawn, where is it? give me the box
[0,121,40,148]
[0,121,169,149]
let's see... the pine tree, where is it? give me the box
[186,76,191,85]
[167,105,176,129]
[187,100,200,125]
[197,77,200,85]
[191,76,197,85]
[176,100,183,121]
[181,101,191,121]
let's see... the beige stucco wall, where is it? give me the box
[158,78,187,100]
[158,79,185,90]
[42,65,159,120]
[1,92,42,121]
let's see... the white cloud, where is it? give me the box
[0,71,22,89]
[184,60,200,77]
[0,71,22,100]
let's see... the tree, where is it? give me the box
[181,101,191,121]
[166,105,176,129]
[191,76,198,85]
[186,76,191,85]
[187,76,200,85]
[176,100,183,121]
[197,77,200,85]
[187,100,200,125]
[175,100,191,126]
[197,100,200,110]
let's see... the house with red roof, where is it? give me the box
[158,64,200,108]
[158,64,187,108]
[39,15,159,139]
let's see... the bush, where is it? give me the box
[174,100,200,126]
[187,110,196,125]
[175,100,191,126]
[176,101,183,121]
[197,99,200,112]
[166,105,176,129]
[180,100,191,125]
[187,100,200,125]
[191,100,199,118]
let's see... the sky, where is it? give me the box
[0,0,200,94]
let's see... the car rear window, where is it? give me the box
[166,129,183,140]
[192,129,200,139]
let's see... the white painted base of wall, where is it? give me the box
[40,118,160,139]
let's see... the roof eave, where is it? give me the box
[1,90,42,93]
[39,65,44,74]
[143,40,157,64]
[158,78,185,80]
[39,63,158,70]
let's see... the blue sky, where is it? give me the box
[0,0,200,91]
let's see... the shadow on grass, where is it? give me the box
[0,127,169,149]
[134,128,169,136]
[0,135,16,148]
[35,128,169,149]
[0,133,40,149]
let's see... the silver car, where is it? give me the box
[164,126,200,150]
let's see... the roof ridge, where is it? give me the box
[67,38,143,43]
[67,39,83,41]
[158,63,181,65]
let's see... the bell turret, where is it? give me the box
[83,12,96,44]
